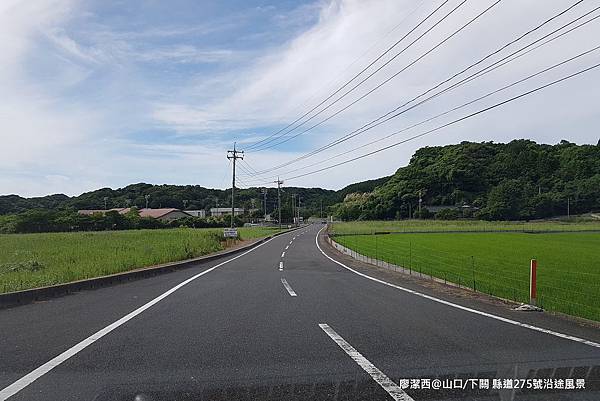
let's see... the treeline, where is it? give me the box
[0,209,245,234]
[0,180,386,222]
[333,140,600,221]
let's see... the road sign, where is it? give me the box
[223,228,238,238]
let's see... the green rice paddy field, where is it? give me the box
[0,227,282,294]
[331,220,600,321]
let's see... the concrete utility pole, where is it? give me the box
[145,194,150,209]
[291,194,296,225]
[274,178,283,229]
[567,197,570,219]
[297,196,301,225]
[261,188,267,221]
[227,142,244,228]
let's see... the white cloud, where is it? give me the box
[1,0,600,197]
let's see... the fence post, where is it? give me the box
[530,259,537,306]
[471,256,476,291]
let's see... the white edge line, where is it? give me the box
[319,323,413,401]
[315,226,600,349]
[281,278,297,296]
[0,236,278,401]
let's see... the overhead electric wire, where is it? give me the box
[281,61,600,182]
[244,0,450,151]
[239,42,600,183]
[245,2,596,177]
[250,0,503,152]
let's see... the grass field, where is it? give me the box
[332,221,600,321]
[330,219,600,234]
[0,227,282,294]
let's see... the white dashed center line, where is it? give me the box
[281,252,285,258]
[319,324,413,401]
[281,278,297,297]
[279,262,283,271]
[285,245,289,250]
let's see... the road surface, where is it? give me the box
[1,224,599,400]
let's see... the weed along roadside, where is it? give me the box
[0,226,289,300]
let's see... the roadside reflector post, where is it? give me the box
[530,259,537,306]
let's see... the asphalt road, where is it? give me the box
[1,224,599,401]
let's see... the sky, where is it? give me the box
[1,0,599,197]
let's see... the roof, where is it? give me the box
[78,208,130,215]
[210,207,244,212]
[138,208,189,218]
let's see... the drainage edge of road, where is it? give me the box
[0,225,309,309]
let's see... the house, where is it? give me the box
[78,208,129,216]
[138,208,191,221]
[185,210,206,218]
[78,208,190,222]
[210,207,244,217]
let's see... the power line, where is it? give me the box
[242,42,600,183]
[245,2,596,177]
[244,0,457,151]
[281,61,600,181]
[250,0,503,152]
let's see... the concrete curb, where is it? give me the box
[0,226,305,309]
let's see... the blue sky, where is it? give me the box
[1,0,599,196]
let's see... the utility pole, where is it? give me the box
[418,189,422,217]
[567,197,570,219]
[274,178,283,229]
[297,196,301,225]
[227,142,244,228]
[103,197,108,210]
[291,194,296,225]
[320,199,323,219]
[261,188,267,222]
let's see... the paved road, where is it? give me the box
[1,224,599,401]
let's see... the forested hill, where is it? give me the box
[333,140,600,221]
[0,178,389,218]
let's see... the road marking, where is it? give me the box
[315,226,600,349]
[0,237,279,401]
[279,261,283,271]
[281,252,285,258]
[293,236,296,240]
[289,240,293,245]
[285,245,289,250]
[281,278,297,296]
[319,324,413,401]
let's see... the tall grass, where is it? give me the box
[0,227,281,293]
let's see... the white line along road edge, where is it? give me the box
[319,324,414,401]
[0,235,282,401]
[315,226,600,349]
[281,278,297,297]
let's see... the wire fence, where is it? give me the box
[330,231,600,322]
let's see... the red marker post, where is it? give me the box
[530,259,537,306]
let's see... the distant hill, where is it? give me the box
[0,178,390,219]
[332,140,600,221]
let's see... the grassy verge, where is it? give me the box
[332,221,600,321]
[0,226,283,293]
